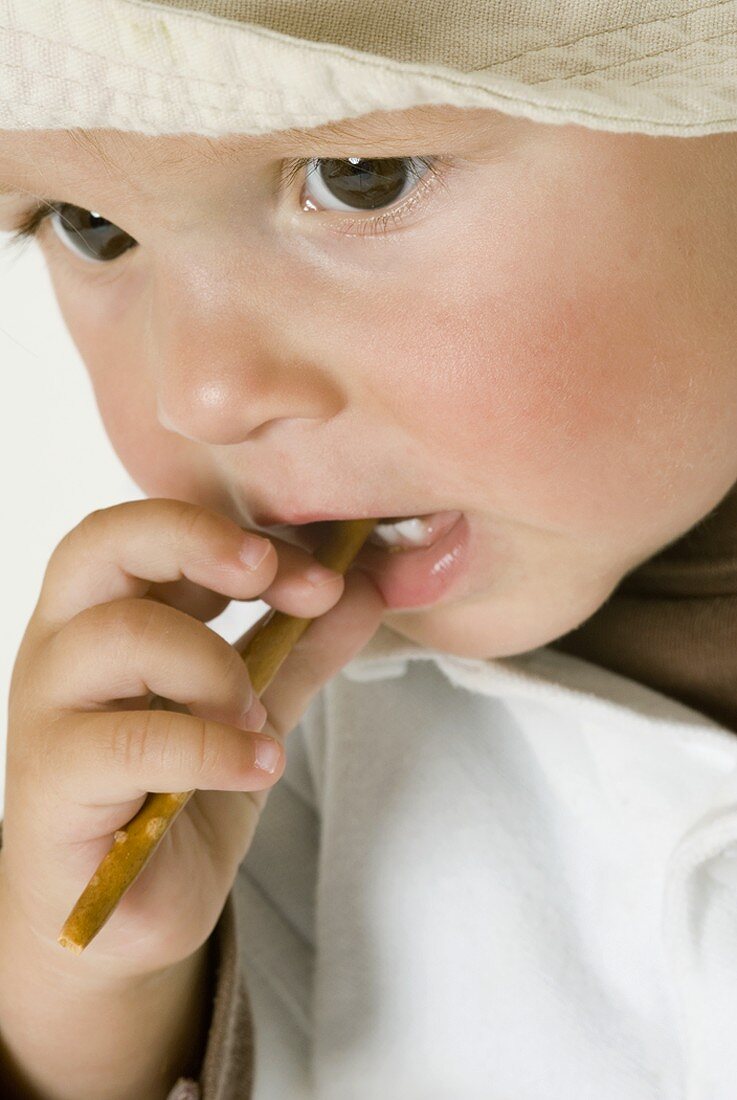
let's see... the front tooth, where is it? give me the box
[370,516,431,549]
[371,523,403,547]
[392,518,430,545]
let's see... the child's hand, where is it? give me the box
[0,499,385,983]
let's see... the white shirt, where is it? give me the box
[231,623,737,1099]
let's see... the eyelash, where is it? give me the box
[7,198,56,244]
[6,154,457,255]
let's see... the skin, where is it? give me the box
[1,105,736,660]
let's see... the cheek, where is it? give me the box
[49,268,203,501]
[396,286,720,544]
[379,180,733,548]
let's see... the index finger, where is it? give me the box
[34,498,342,634]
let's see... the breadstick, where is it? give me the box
[57,518,376,954]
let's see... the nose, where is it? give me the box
[150,270,344,445]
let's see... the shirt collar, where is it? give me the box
[341,623,737,782]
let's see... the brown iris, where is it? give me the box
[51,203,136,262]
[314,158,411,211]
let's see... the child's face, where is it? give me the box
[1,107,736,659]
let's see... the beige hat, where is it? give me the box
[1,0,735,139]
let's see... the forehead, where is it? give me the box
[0,105,519,197]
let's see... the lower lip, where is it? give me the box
[350,512,471,609]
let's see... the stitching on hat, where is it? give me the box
[531,25,737,85]
[3,12,737,134]
[0,61,292,116]
[4,26,265,90]
[628,55,737,91]
[5,5,737,99]
[3,56,735,134]
[495,0,735,67]
[4,26,736,97]
[110,0,737,78]
[2,55,736,132]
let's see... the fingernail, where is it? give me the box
[305,563,342,588]
[241,697,268,731]
[238,537,272,571]
[254,736,282,774]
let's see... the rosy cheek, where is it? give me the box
[391,271,668,538]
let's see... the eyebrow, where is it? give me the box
[71,107,473,154]
[0,116,402,195]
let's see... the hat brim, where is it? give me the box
[2,0,736,137]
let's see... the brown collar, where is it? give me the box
[551,483,737,732]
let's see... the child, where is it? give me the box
[1,2,736,1098]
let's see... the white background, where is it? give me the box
[0,238,265,822]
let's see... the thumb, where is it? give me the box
[234,569,386,743]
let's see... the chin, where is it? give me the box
[380,580,616,655]
[379,605,483,657]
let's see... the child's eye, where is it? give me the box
[7,201,137,265]
[282,154,455,237]
[299,156,435,213]
[47,205,138,263]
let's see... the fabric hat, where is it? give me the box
[1,0,736,139]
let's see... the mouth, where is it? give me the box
[289,511,459,553]
[289,510,471,610]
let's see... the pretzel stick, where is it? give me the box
[57,518,377,954]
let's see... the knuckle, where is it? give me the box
[171,500,246,564]
[72,506,108,543]
[74,597,160,652]
[105,595,146,630]
[48,509,99,565]
[191,714,216,779]
[116,597,167,648]
[109,710,152,773]
[111,708,188,777]
[47,506,123,579]
[175,501,213,545]
[157,710,186,772]
[119,597,166,647]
